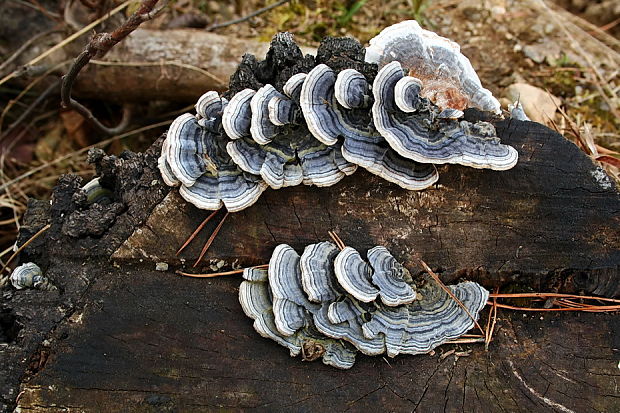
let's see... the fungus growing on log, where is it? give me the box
[239,242,489,368]
[81,177,113,204]
[10,263,55,290]
[226,132,355,189]
[367,246,417,306]
[372,61,518,170]
[162,93,268,212]
[155,21,517,247]
[158,24,517,211]
[300,64,440,190]
[334,68,371,110]
[165,113,208,187]
[365,20,501,114]
[157,139,180,187]
[240,250,358,369]
[334,246,379,303]
[394,75,423,113]
[222,89,255,140]
[250,85,287,145]
[268,95,295,126]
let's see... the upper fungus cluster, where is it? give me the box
[158,21,518,212]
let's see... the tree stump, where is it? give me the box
[1,117,619,412]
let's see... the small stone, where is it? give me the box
[155,262,169,272]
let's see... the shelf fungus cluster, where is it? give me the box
[158,21,517,211]
[239,242,489,369]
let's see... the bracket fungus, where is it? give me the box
[239,242,489,369]
[161,93,268,212]
[372,61,518,170]
[334,68,371,110]
[268,95,295,126]
[10,263,56,291]
[300,64,440,190]
[250,85,287,145]
[80,177,113,204]
[149,24,522,270]
[156,22,517,231]
[365,20,501,114]
[282,72,307,104]
[240,253,358,369]
[222,89,255,140]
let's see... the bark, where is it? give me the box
[1,117,619,411]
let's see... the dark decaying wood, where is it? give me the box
[1,117,619,411]
[111,115,620,296]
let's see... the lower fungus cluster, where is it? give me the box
[239,242,489,369]
[158,23,518,212]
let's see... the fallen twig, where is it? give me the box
[487,292,620,312]
[416,257,485,335]
[206,0,291,31]
[328,230,346,251]
[0,223,50,276]
[177,264,269,278]
[484,288,498,350]
[193,211,230,267]
[0,0,132,88]
[61,0,168,136]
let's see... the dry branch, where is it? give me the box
[60,0,167,135]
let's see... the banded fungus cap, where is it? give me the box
[196,91,228,120]
[294,63,437,190]
[240,256,358,369]
[283,72,307,103]
[222,89,255,140]
[268,95,295,126]
[81,177,113,204]
[340,132,439,190]
[10,262,43,289]
[372,61,518,170]
[333,246,379,303]
[239,269,302,357]
[227,130,355,190]
[10,262,55,290]
[365,20,501,114]
[268,244,319,336]
[361,281,489,357]
[250,84,287,145]
[300,241,342,303]
[178,171,267,212]
[239,242,491,368]
[313,296,386,356]
[394,75,423,113]
[438,108,464,119]
[334,69,370,109]
[165,113,207,187]
[158,138,181,187]
[367,246,416,306]
[300,64,341,146]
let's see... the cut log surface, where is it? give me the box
[13,266,620,412]
[2,118,619,412]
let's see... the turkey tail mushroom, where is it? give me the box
[240,242,489,368]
